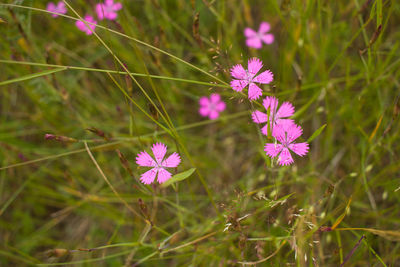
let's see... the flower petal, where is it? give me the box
[246,37,263,49]
[271,124,287,143]
[253,70,273,84]
[47,2,56,12]
[96,4,105,20]
[161,152,181,168]
[277,148,294,166]
[248,83,262,100]
[230,64,247,79]
[106,12,118,20]
[215,102,226,112]
[199,96,209,107]
[289,142,309,157]
[286,124,303,143]
[209,110,219,119]
[113,2,123,11]
[199,106,210,117]
[230,79,248,92]
[157,168,172,184]
[261,34,274,44]
[263,96,278,112]
[275,119,295,130]
[151,142,167,164]
[264,143,283,157]
[136,151,157,167]
[210,93,221,103]
[276,101,295,118]
[258,22,271,34]
[140,168,157,184]
[247,58,263,76]
[244,27,257,38]
[261,124,269,136]
[251,110,268,123]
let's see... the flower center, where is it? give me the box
[104,5,114,13]
[208,103,217,111]
[245,70,254,83]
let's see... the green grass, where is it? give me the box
[1,0,400,266]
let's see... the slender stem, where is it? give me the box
[0,59,229,88]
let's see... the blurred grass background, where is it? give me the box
[0,0,400,266]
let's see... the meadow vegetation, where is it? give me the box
[0,0,399,266]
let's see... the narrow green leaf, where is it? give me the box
[307,124,327,143]
[162,168,196,187]
[0,67,66,86]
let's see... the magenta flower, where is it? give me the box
[75,15,97,35]
[244,22,274,49]
[252,96,295,136]
[136,143,181,184]
[46,1,67,17]
[96,0,122,21]
[199,93,226,120]
[230,58,273,101]
[264,123,309,166]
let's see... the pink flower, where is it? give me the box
[244,22,274,49]
[264,123,309,166]
[96,0,123,21]
[252,96,295,136]
[46,1,67,17]
[199,93,226,120]
[136,143,181,184]
[75,15,97,35]
[230,58,273,101]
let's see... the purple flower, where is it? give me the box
[244,22,274,49]
[199,93,226,120]
[230,58,273,100]
[46,1,67,17]
[252,96,295,136]
[136,143,181,184]
[96,0,123,21]
[264,123,309,166]
[75,15,97,35]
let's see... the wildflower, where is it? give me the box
[230,58,273,100]
[244,22,274,49]
[252,96,295,136]
[46,1,67,17]
[264,123,309,166]
[96,0,123,21]
[75,15,97,35]
[136,143,181,184]
[199,93,226,120]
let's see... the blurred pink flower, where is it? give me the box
[264,123,309,166]
[230,58,273,100]
[96,0,122,21]
[199,93,226,120]
[46,1,67,17]
[136,143,181,184]
[75,15,97,35]
[244,22,274,49]
[252,96,295,136]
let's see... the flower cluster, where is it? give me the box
[132,20,305,184]
[46,0,122,35]
[252,96,309,166]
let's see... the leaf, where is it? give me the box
[162,168,196,187]
[0,68,66,86]
[307,124,327,143]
